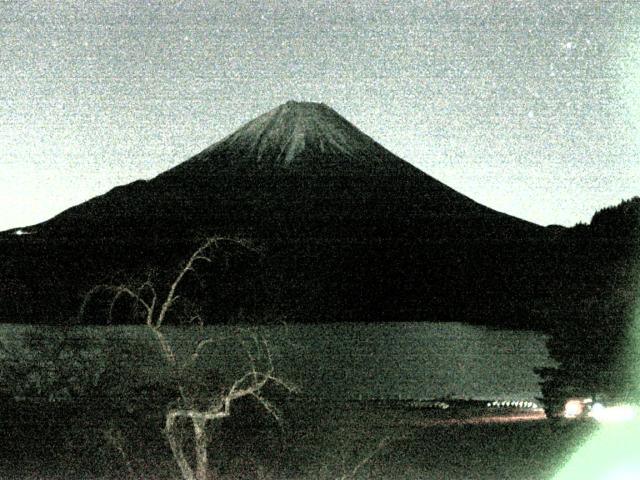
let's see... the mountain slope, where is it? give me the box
[1,101,551,327]
[167,100,445,173]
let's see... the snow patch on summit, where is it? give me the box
[211,101,394,169]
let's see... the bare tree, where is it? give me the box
[79,237,296,480]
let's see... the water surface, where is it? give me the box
[0,322,554,401]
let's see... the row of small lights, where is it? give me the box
[487,400,539,409]
[411,400,540,410]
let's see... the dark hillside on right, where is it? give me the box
[537,196,640,412]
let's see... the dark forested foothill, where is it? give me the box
[537,197,640,410]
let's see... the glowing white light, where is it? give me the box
[564,399,584,418]
[588,404,638,423]
[604,465,640,480]
[590,402,605,416]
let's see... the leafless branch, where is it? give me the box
[78,283,155,325]
[155,236,254,328]
[339,436,389,480]
[164,331,296,480]
[149,325,176,365]
[77,236,285,480]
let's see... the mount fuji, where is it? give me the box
[1,101,551,326]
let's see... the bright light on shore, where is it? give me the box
[589,404,638,424]
[564,399,585,418]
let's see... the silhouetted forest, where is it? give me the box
[537,197,640,410]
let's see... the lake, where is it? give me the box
[0,321,554,402]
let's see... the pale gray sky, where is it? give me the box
[1,0,639,230]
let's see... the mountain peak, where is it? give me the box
[281,99,328,110]
[191,101,404,172]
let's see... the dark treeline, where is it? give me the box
[537,197,640,410]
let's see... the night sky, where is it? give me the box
[2,0,639,231]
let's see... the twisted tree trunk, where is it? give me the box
[165,408,230,480]
[165,411,196,480]
[193,416,209,480]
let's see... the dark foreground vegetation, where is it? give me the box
[0,392,598,480]
[0,325,591,480]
